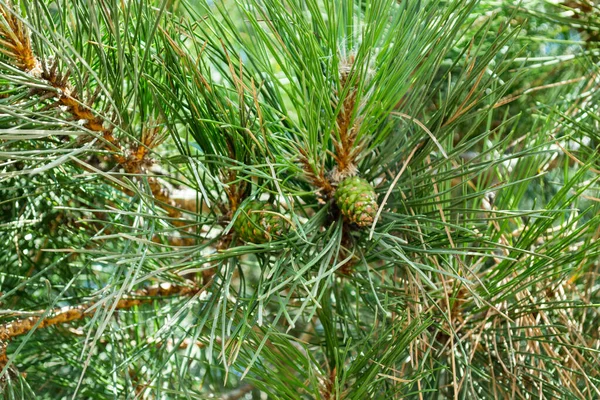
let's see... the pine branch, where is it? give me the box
[0,281,204,375]
[0,282,200,340]
[0,2,197,244]
[1,0,599,397]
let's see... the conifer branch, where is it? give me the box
[1,0,599,397]
[0,281,203,374]
[0,282,199,340]
[0,2,197,245]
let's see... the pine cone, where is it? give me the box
[234,201,288,243]
[334,176,378,227]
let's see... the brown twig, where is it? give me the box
[0,2,198,245]
[0,281,202,375]
[0,282,199,340]
[0,331,8,367]
[38,63,190,222]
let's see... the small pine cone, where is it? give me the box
[334,176,378,227]
[234,201,288,243]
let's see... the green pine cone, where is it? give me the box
[334,176,378,227]
[234,201,288,243]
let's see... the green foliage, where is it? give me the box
[0,0,599,399]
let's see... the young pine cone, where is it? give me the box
[234,201,288,243]
[334,176,378,227]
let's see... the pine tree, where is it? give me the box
[1,0,599,398]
